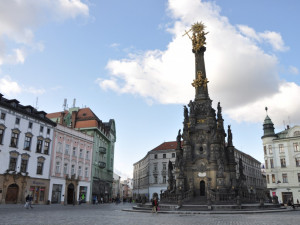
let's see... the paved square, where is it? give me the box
[0,203,299,225]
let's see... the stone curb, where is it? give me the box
[122,208,293,214]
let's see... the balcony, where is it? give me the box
[98,161,106,168]
[99,147,106,154]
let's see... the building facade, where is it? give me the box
[47,105,116,203]
[262,112,300,203]
[48,124,93,204]
[133,141,265,201]
[132,141,177,200]
[112,173,121,200]
[0,93,56,204]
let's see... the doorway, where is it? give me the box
[67,183,75,204]
[200,180,205,196]
[5,184,19,203]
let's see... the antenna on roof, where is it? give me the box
[63,98,67,111]
[35,97,39,110]
[73,98,76,108]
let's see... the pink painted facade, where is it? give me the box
[48,124,93,204]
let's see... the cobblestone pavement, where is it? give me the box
[0,203,299,225]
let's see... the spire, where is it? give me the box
[183,22,209,100]
[262,107,276,138]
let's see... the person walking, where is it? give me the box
[28,195,33,209]
[25,195,30,209]
[152,197,158,214]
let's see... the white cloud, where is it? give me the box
[0,76,22,96]
[238,25,289,52]
[98,0,299,125]
[289,66,299,75]
[0,0,89,66]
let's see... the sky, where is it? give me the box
[1,0,300,179]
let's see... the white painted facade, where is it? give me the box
[0,96,56,204]
[263,124,300,204]
[132,142,176,201]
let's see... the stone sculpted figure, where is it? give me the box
[188,100,195,114]
[176,129,182,149]
[184,105,189,120]
[168,160,174,191]
[228,125,233,146]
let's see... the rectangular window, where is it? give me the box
[163,176,166,184]
[85,167,89,177]
[15,118,20,125]
[163,154,166,158]
[279,144,284,153]
[20,159,28,173]
[154,163,157,171]
[24,136,31,150]
[55,161,60,173]
[282,174,288,183]
[40,126,44,133]
[47,128,50,135]
[79,149,83,158]
[163,163,167,171]
[154,176,158,184]
[298,173,300,183]
[9,157,17,171]
[264,146,267,155]
[39,188,45,201]
[268,145,273,154]
[71,165,75,175]
[272,174,275,183]
[63,163,68,174]
[36,162,44,175]
[28,122,32,129]
[172,153,175,158]
[154,154,157,159]
[296,158,300,167]
[78,166,82,176]
[270,158,274,168]
[265,160,268,169]
[294,143,299,152]
[86,150,89,159]
[0,128,4,144]
[10,132,19,147]
[72,147,76,156]
[65,144,70,155]
[36,139,43,153]
[44,141,49,155]
[280,158,286,168]
[57,142,62,152]
[0,112,6,120]
[267,175,270,184]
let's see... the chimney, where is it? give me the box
[60,112,65,125]
[71,111,77,129]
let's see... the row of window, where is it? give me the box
[264,143,300,155]
[154,152,175,159]
[265,173,300,184]
[265,157,300,169]
[0,112,50,134]
[8,154,45,175]
[55,161,89,178]
[56,142,90,159]
[0,126,51,155]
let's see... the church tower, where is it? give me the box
[174,22,236,203]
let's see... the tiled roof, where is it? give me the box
[46,110,68,119]
[75,120,98,128]
[152,141,180,151]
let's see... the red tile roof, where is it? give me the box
[152,141,181,151]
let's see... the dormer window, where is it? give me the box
[15,118,20,125]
